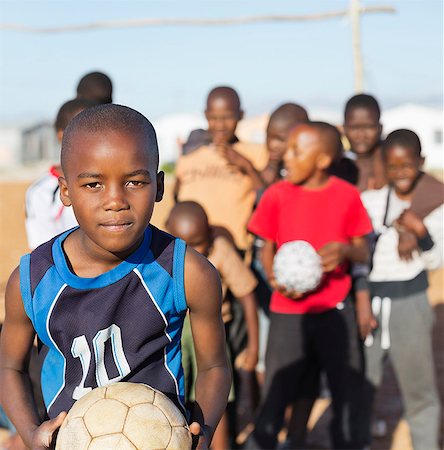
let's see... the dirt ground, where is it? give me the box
[0,175,443,449]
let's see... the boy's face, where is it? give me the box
[59,129,164,258]
[385,145,423,196]
[284,126,331,185]
[266,121,290,162]
[205,97,242,145]
[344,107,382,155]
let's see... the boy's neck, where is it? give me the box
[63,229,145,278]
[298,171,330,190]
[353,143,381,160]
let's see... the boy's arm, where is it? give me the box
[234,292,259,371]
[397,208,443,270]
[185,248,231,449]
[0,267,66,449]
[318,236,369,272]
[216,144,266,192]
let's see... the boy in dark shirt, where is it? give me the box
[0,104,230,449]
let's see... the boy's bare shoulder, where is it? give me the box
[184,246,221,307]
[6,266,21,295]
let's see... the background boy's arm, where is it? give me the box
[397,208,443,270]
[233,292,259,371]
[185,248,231,449]
[216,144,265,192]
[0,267,66,449]
[318,236,369,272]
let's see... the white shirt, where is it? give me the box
[25,167,78,250]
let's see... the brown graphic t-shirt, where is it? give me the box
[176,142,268,250]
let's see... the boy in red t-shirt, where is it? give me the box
[246,122,373,449]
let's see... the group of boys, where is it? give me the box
[0,74,442,450]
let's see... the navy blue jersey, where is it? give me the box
[19,225,187,418]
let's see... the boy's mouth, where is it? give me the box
[100,221,133,232]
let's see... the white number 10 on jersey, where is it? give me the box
[71,324,131,400]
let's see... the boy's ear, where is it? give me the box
[378,123,383,137]
[57,130,64,144]
[317,152,333,170]
[58,177,72,207]
[155,171,165,202]
[419,156,425,169]
[238,109,244,121]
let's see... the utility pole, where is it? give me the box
[350,0,365,93]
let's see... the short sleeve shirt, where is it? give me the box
[248,177,372,314]
[176,142,268,250]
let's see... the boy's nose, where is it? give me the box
[103,187,130,211]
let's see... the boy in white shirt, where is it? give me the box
[361,129,443,450]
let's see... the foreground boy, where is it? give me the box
[0,104,231,449]
[247,122,372,449]
[361,129,442,450]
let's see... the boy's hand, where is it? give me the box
[318,242,348,272]
[355,290,378,339]
[189,422,209,450]
[235,347,259,372]
[216,144,252,174]
[270,277,304,300]
[397,209,427,238]
[397,229,418,261]
[31,412,66,449]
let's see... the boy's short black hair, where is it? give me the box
[268,103,309,126]
[344,94,381,121]
[54,98,97,132]
[307,121,342,159]
[382,129,422,158]
[206,86,241,111]
[61,104,159,173]
[76,71,113,104]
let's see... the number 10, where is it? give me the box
[71,324,131,400]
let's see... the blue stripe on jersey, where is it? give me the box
[52,227,152,290]
[19,254,32,322]
[173,239,187,313]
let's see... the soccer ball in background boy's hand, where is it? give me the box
[272,241,323,296]
[56,383,192,450]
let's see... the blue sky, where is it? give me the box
[0,0,442,123]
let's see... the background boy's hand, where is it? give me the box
[318,242,348,272]
[189,422,209,450]
[215,144,253,174]
[31,412,66,449]
[269,277,304,300]
[235,347,259,372]
[355,290,378,339]
[397,209,427,238]
[396,229,418,261]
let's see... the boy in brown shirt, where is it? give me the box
[167,201,259,450]
[174,86,268,252]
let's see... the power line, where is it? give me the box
[0,6,395,33]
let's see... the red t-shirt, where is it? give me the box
[248,177,372,314]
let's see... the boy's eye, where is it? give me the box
[84,182,102,189]
[127,180,147,187]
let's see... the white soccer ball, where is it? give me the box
[55,383,191,450]
[273,240,323,294]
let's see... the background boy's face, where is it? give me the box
[344,106,382,155]
[284,126,327,185]
[205,97,241,145]
[266,121,291,162]
[60,129,163,257]
[385,145,422,196]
